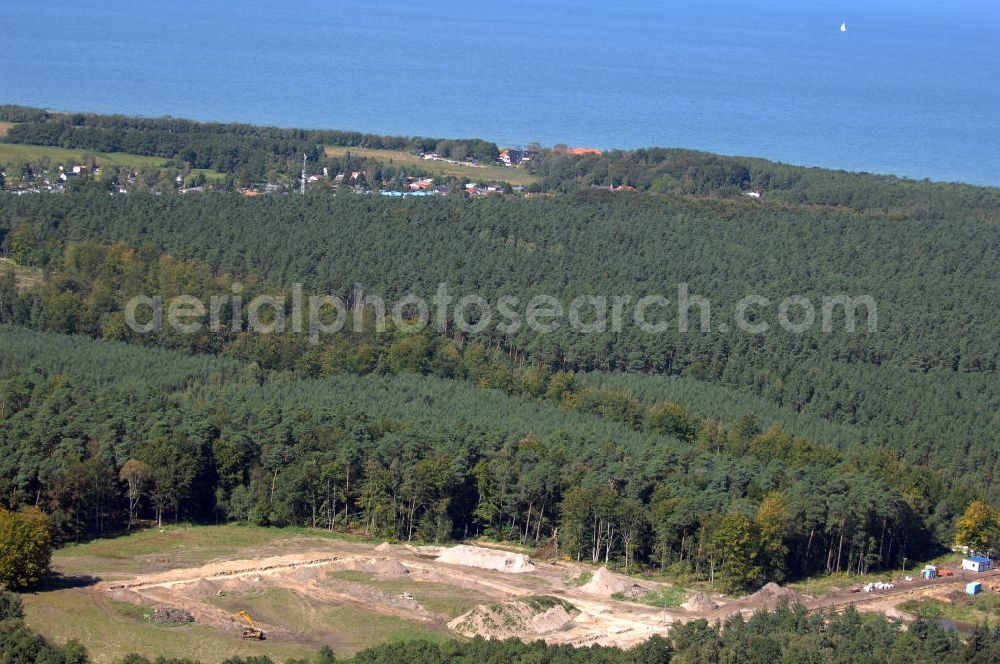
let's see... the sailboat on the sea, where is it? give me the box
[840,21,847,32]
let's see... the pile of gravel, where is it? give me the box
[150,607,194,624]
[620,583,651,600]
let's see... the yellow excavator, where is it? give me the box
[231,610,265,640]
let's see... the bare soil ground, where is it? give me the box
[31,526,1000,660]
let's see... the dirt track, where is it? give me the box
[99,539,1000,649]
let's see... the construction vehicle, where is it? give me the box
[232,610,265,640]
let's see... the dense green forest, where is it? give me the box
[0,322,975,589]
[3,597,999,664]
[0,185,995,586]
[0,191,996,489]
[526,147,1000,220]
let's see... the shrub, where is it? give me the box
[0,589,24,621]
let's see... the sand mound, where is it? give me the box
[746,582,805,608]
[330,557,410,577]
[579,567,634,596]
[185,579,222,597]
[449,597,576,639]
[363,558,409,576]
[287,566,324,582]
[435,545,535,573]
[683,592,719,612]
[375,542,393,552]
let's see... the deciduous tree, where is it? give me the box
[0,507,52,590]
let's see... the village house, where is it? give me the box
[498,148,538,167]
[408,177,434,191]
[59,164,91,181]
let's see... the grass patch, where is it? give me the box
[53,523,363,578]
[568,570,592,587]
[110,600,153,621]
[630,586,686,608]
[0,142,223,180]
[324,146,537,186]
[23,588,311,664]
[788,573,895,596]
[189,168,226,182]
[900,598,947,620]
[900,592,1000,625]
[0,142,169,170]
[522,595,575,613]
[788,553,968,596]
[608,584,685,608]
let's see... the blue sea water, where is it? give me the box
[1,0,998,185]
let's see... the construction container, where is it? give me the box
[962,557,994,573]
[967,581,983,595]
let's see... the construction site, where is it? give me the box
[20,524,997,663]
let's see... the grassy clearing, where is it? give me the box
[52,523,361,578]
[900,591,1000,625]
[567,570,592,587]
[325,570,490,617]
[189,168,227,182]
[787,571,901,596]
[787,553,965,595]
[324,146,538,186]
[0,142,169,170]
[0,143,224,180]
[23,588,312,664]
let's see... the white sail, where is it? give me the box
[840,21,847,32]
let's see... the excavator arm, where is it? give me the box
[231,610,266,640]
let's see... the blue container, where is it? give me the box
[967,581,982,595]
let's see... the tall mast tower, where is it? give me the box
[300,154,307,195]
